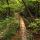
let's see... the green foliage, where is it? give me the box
[0,0,40,40]
[9,0,24,12]
[0,17,19,40]
[28,18,40,32]
[0,0,24,12]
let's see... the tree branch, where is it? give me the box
[22,0,34,19]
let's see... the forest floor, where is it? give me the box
[11,30,21,40]
[11,31,40,40]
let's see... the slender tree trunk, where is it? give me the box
[19,16,27,40]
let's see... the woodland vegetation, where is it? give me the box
[0,0,40,40]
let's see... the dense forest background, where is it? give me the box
[0,0,40,40]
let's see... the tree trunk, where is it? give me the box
[19,16,27,40]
